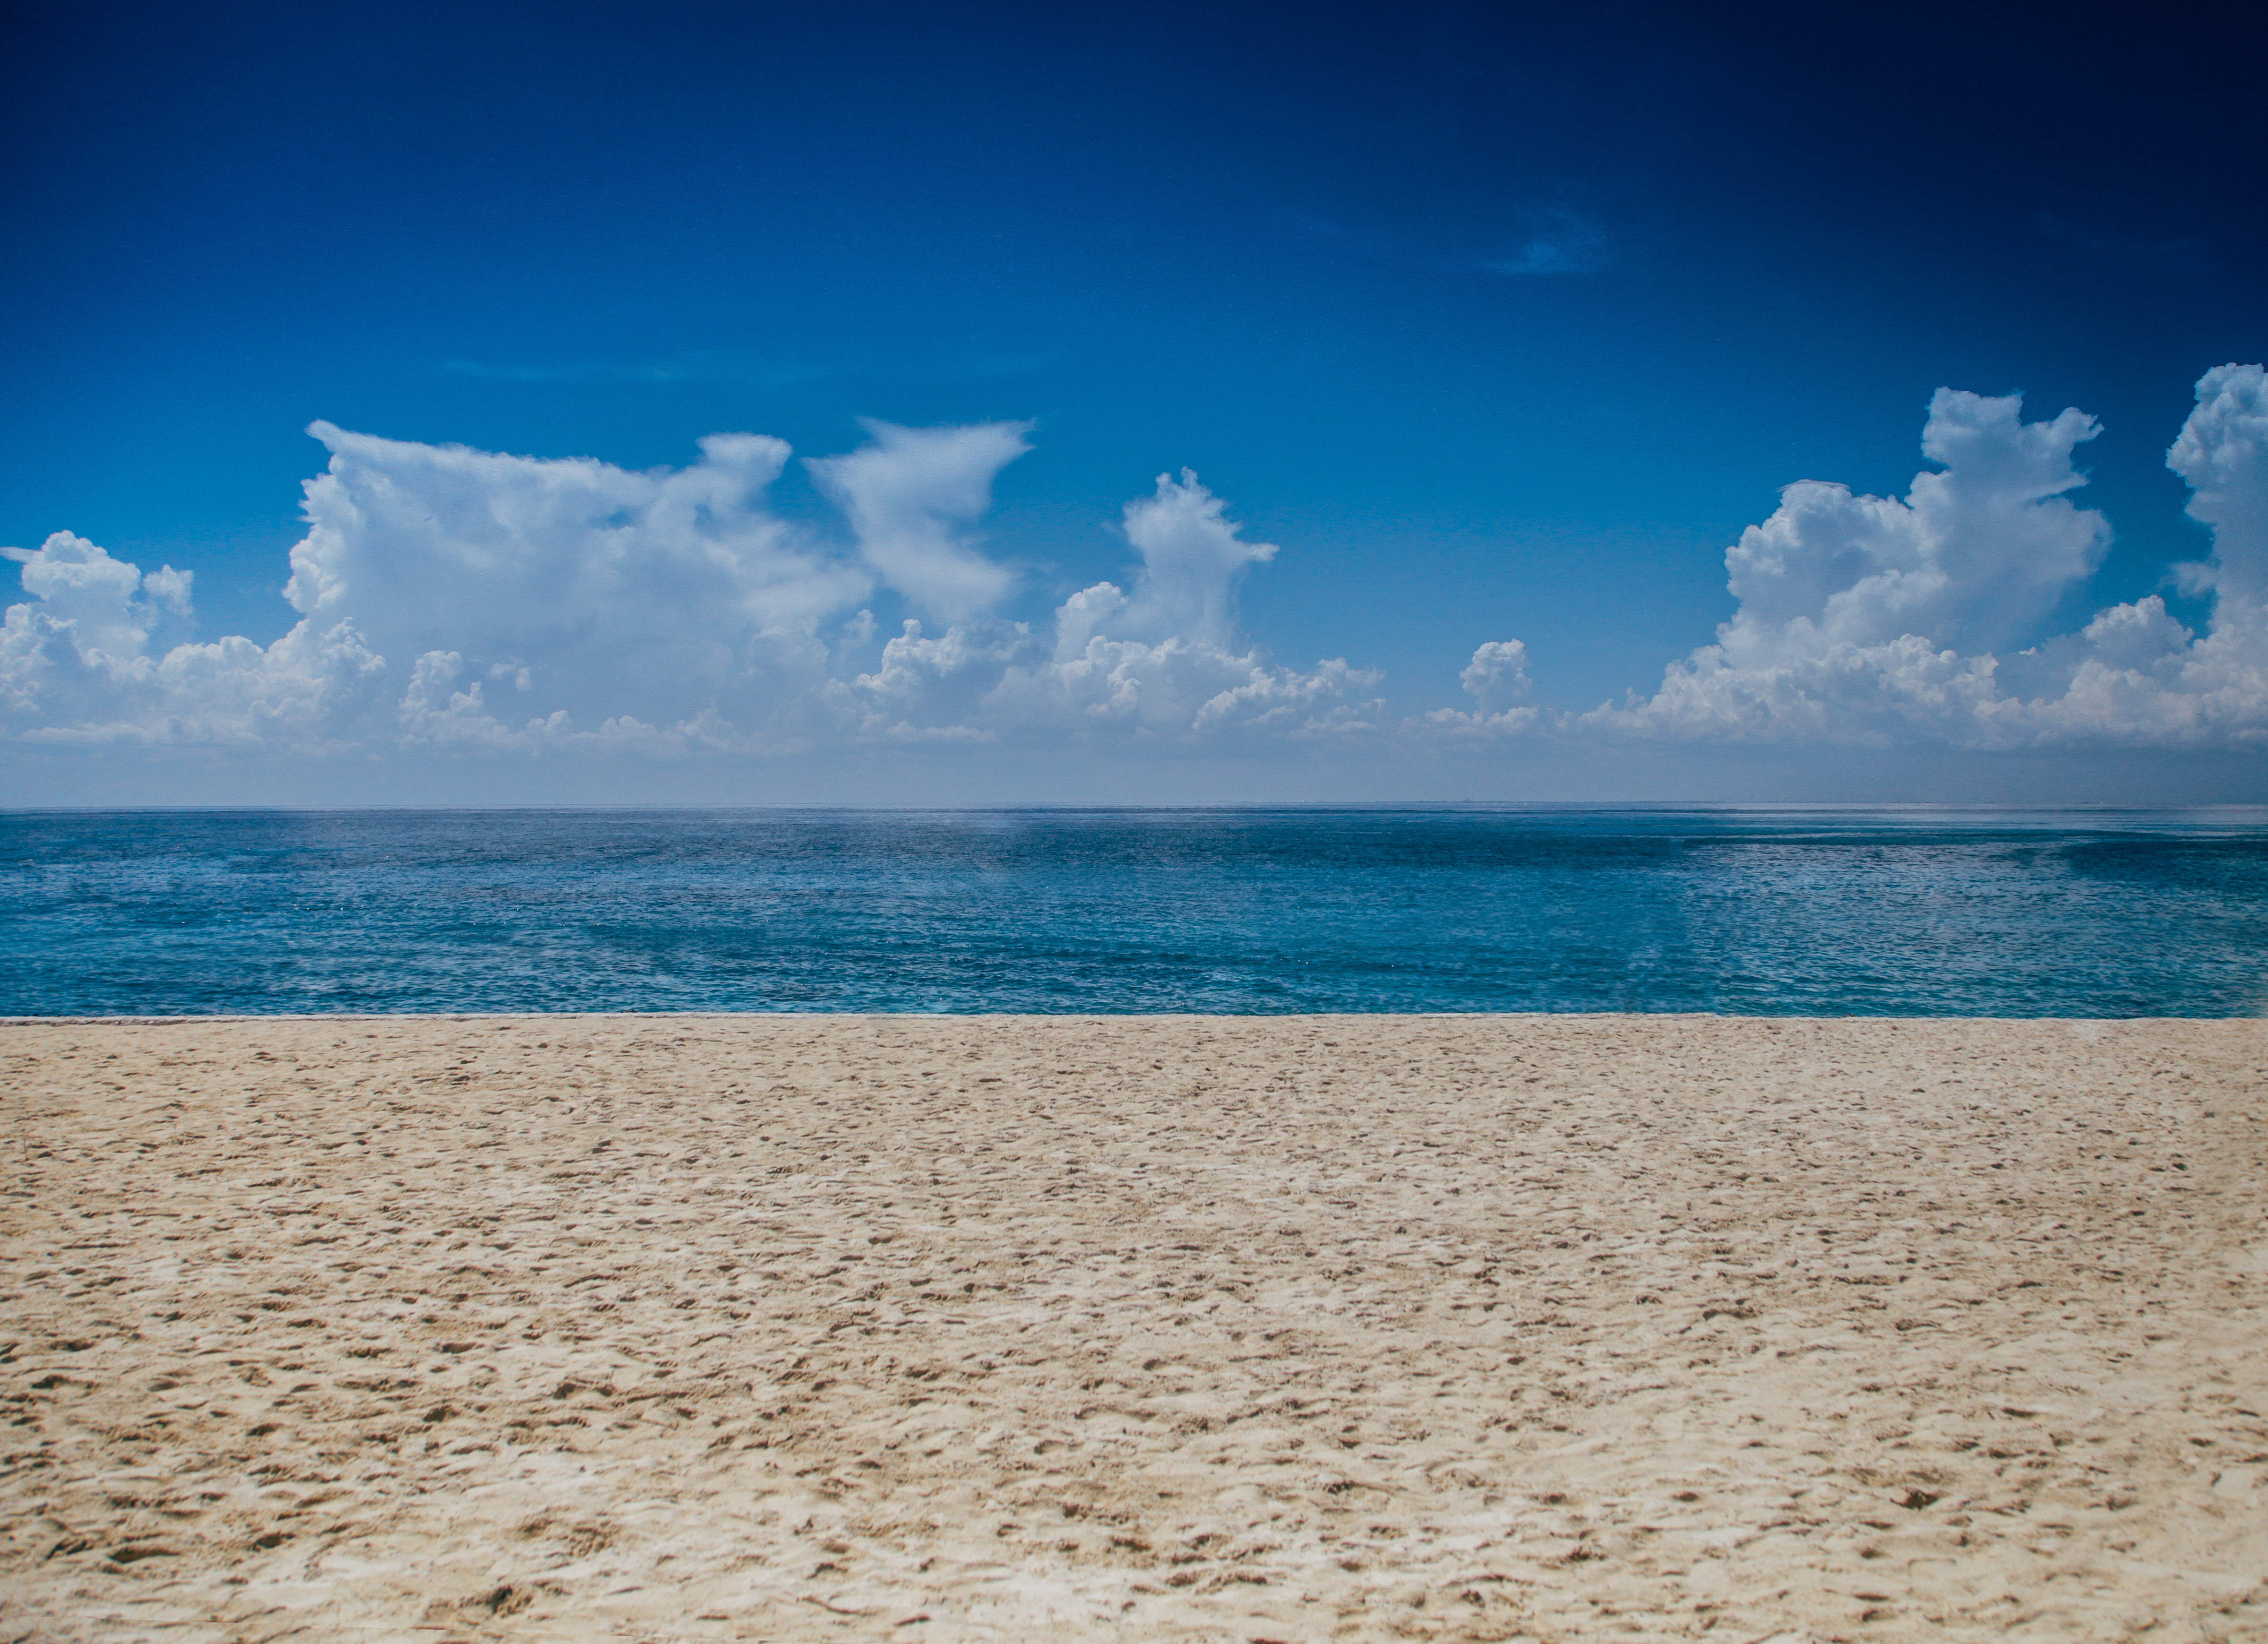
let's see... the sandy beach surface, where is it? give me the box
[4,1013,2266,1643]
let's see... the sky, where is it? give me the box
[5,0,2268,804]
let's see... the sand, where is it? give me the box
[3,1013,2266,1643]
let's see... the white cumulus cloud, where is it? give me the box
[289,420,862,746]
[0,531,384,746]
[2168,362,2268,610]
[1555,368,2268,749]
[1718,389,2108,657]
[13,369,2268,790]
[827,471,1379,744]
[1418,639,1538,738]
[3,426,1374,760]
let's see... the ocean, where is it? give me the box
[2,806,2265,1017]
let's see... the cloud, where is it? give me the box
[1722,389,2109,655]
[3,530,190,660]
[1113,469,1278,646]
[3,426,1374,758]
[807,420,1031,625]
[1029,473,1376,742]
[827,472,1378,743]
[439,353,838,390]
[1487,208,1609,276]
[0,530,383,746]
[285,420,864,746]
[1460,640,1533,710]
[2167,362,2268,609]
[438,349,1055,391]
[1277,205,1611,283]
[12,370,2268,785]
[1559,368,2268,749]
[1417,640,1539,738]
[2034,213,2213,276]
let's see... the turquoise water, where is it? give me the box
[2,807,2265,1016]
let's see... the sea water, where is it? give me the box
[2,806,2266,1017]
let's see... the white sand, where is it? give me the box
[4,1014,2266,1642]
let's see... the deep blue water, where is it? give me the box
[2,807,2266,1016]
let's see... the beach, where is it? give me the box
[4,1012,2265,1642]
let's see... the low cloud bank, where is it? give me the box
[8,366,2268,781]
[2,423,1372,757]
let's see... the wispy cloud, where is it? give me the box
[438,349,1055,390]
[1275,204,1614,279]
[2035,212,2213,275]
[808,420,1032,625]
[439,351,836,389]
[1486,207,1610,276]
[1271,210,1355,241]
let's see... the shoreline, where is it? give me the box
[8,1009,2263,1022]
[8,1013,2265,1640]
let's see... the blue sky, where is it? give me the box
[6,0,2268,801]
